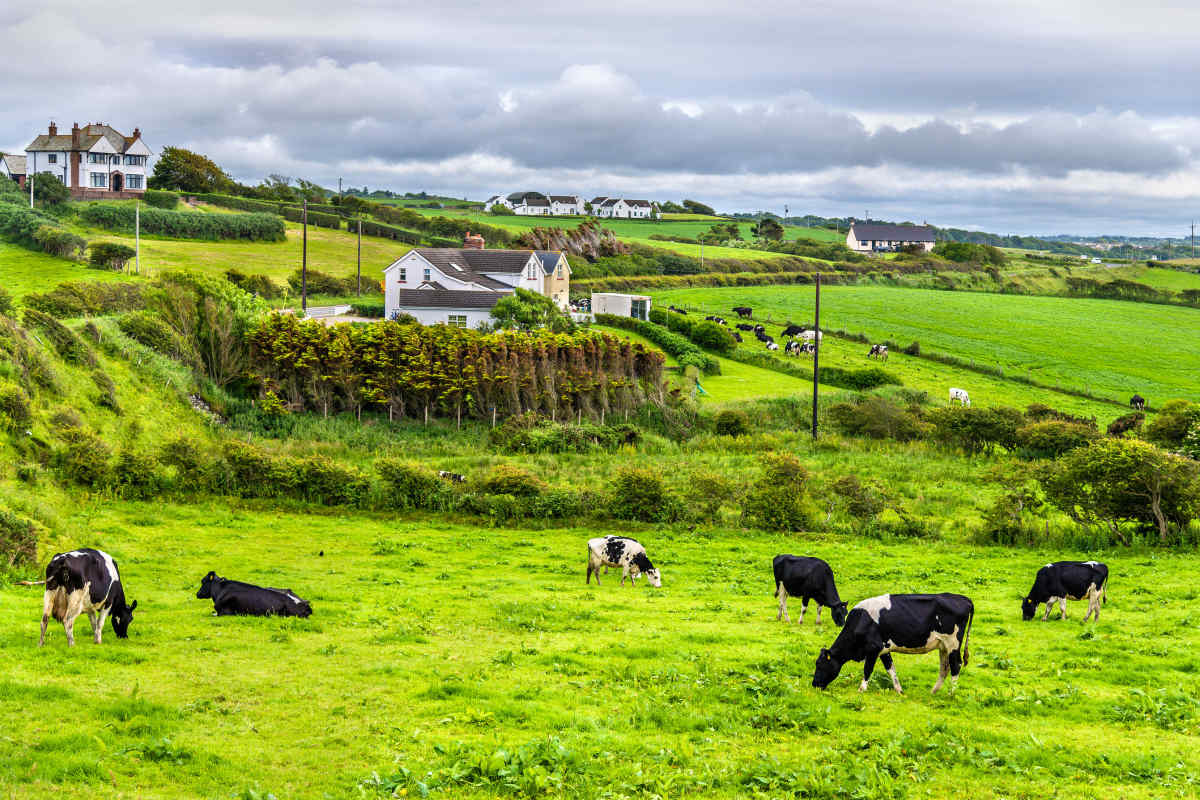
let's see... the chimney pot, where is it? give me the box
[463,231,485,250]
[48,121,57,136]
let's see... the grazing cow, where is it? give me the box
[801,342,816,355]
[799,329,822,342]
[948,387,970,407]
[38,549,137,646]
[773,555,848,627]
[766,341,779,351]
[196,572,313,617]
[733,306,753,318]
[1021,561,1108,622]
[753,324,765,334]
[868,344,888,361]
[785,340,800,356]
[1129,394,1145,411]
[438,470,466,483]
[733,331,743,343]
[781,324,805,337]
[813,593,974,695]
[736,323,754,331]
[587,536,661,587]
[755,330,770,342]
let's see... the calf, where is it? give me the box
[587,536,661,587]
[813,593,973,695]
[733,306,753,318]
[766,341,779,351]
[438,470,466,483]
[38,549,137,646]
[196,572,313,617]
[1129,394,1145,411]
[772,555,847,626]
[1021,561,1108,622]
[948,387,970,407]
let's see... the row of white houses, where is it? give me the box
[483,191,659,218]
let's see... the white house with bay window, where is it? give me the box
[24,121,151,199]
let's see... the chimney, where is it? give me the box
[132,127,141,140]
[71,122,81,149]
[48,121,57,137]
[463,231,485,250]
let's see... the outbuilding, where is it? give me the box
[591,292,651,321]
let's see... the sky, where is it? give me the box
[3,0,1200,237]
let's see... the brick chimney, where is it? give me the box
[71,122,81,149]
[48,121,57,137]
[132,127,141,140]
[463,231,485,249]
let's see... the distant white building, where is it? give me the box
[486,191,586,216]
[549,195,584,215]
[592,292,651,321]
[846,222,936,253]
[24,121,151,198]
[593,198,657,219]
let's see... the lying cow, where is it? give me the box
[38,548,138,646]
[1129,394,1145,411]
[766,341,779,351]
[732,331,743,343]
[773,555,847,626]
[438,470,466,483]
[1021,561,1108,622]
[948,387,970,407]
[196,572,313,617]
[735,323,754,331]
[813,593,973,695]
[586,536,661,587]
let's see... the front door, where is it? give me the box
[111,172,123,192]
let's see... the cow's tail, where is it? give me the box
[16,579,47,587]
[1101,573,1109,605]
[961,604,975,666]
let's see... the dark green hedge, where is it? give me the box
[282,206,341,230]
[142,190,179,209]
[358,219,422,244]
[188,193,285,214]
[81,203,286,241]
[594,313,720,375]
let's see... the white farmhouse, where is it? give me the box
[24,122,151,198]
[594,198,657,219]
[846,222,936,253]
[549,195,584,215]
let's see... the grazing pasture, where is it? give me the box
[1,502,1197,799]
[651,285,1200,407]
[0,242,130,299]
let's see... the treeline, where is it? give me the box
[248,315,666,424]
[80,203,285,242]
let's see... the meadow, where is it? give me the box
[1,501,1196,799]
[650,284,1200,408]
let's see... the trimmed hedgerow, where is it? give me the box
[358,219,422,244]
[142,190,179,209]
[594,313,720,375]
[282,206,341,230]
[33,226,87,258]
[22,280,144,317]
[88,241,136,270]
[80,203,285,241]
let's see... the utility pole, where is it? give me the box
[135,201,140,274]
[302,199,308,313]
[1192,221,1195,259]
[356,218,362,297]
[338,177,343,199]
[29,152,35,208]
[811,272,821,440]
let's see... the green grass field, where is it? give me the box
[651,285,1200,408]
[0,501,1195,799]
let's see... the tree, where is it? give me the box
[30,172,70,206]
[752,217,785,242]
[295,179,327,203]
[491,288,573,332]
[148,147,233,193]
[1040,438,1200,544]
[682,199,715,216]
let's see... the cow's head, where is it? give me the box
[1021,596,1036,621]
[644,568,662,588]
[831,601,849,627]
[196,571,219,599]
[111,600,137,638]
[812,647,843,689]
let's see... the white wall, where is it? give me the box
[393,307,495,328]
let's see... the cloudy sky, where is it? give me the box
[3,1,1199,236]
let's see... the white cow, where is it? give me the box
[949,387,970,407]
[587,536,662,587]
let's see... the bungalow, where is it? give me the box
[1,154,26,187]
[549,195,584,215]
[24,121,151,199]
[847,222,936,253]
[486,192,585,216]
[595,198,657,219]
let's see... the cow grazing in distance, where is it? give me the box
[781,324,805,337]
[868,344,888,361]
[196,572,313,617]
[587,536,661,588]
[1129,394,1145,411]
[813,593,974,695]
[755,330,770,342]
[785,340,801,356]
[766,341,779,351]
[733,331,743,343]
[38,549,137,646]
[733,306,753,318]
[799,329,822,342]
[1022,561,1108,622]
[735,323,754,331]
[772,555,847,626]
[438,470,466,483]
[753,324,765,334]
[949,387,970,407]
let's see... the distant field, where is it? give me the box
[0,242,130,299]
[651,285,1200,407]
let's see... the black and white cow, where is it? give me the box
[38,549,137,646]
[438,470,466,483]
[586,536,661,587]
[868,344,888,361]
[196,572,313,617]
[766,341,779,351]
[1129,394,1145,411]
[733,306,753,318]
[1021,561,1108,622]
[772,555,848,626]
[735,323,754,331]
[755,330,770,342]
[785,340,800,356]
[753,324,765,334]
[733,331,743,343]
[812,593,974,695]
[781,324,806,337]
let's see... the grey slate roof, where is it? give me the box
[26,124,137,154]
[548,195,577,203]
[411,247,538,279]
[506,191,548,204]
[534,251,564,273]
[2,154,26,174]
[394,289,505,310]
[625,199,653,207]
[851,223,935,242]
[522,197,550,207]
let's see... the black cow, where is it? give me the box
[1021,561,1108,622]
[782,324,806,337]
[1129,394,1145,411]
[196,572,313,617]
[773,555,847,626]
[38,549,137,646]
[736,323,754,331]
[733,331,743,342]
[733,306,752,318]
[753,324,765,333]
[813,593,974,695]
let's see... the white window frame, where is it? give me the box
[90,172,107,188]
[125,174,143,189]
[398,267,407,282]
[423,268,431,282]
[447,314,467,328]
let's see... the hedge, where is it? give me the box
[575,270,859,293]
[358,219,422,244]
[80,203,286,241]
[282,206,341,230]
[88,241,136,270]
[142,190,179,209]
[188,193,285,215]
[594,313,720,375]
[33,226,87,258]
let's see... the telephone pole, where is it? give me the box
[356,218,362,297]
[301,199,308,313]
[811,273,821,440]
[1192,221,1195,259]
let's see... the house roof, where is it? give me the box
[522,197,551,207]
[2,154,26,174]
[26,123,140,154]
[625,199,653,207]
[590,196,609,204]
[851,223,935,242]
[410,247,539,278]
[506,191,547,203]
[599,198,621,207]
[548,195,577,203]
[485,195,501,203]
[394,289,505,310]
[534,251,565,273]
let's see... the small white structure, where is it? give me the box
[594,198,657,219]
[847,222,935,253]
[24,121,151,198]
[592,292,651,321]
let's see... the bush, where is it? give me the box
[928,405,1022,455]
[1144,400,1200,450]
[1107,412,1145,437]
[690,320,736,354]
[298,455,370,506]
[0,381,32,431]
[357,219,422,244]
[225,269,281,299]
[476,464,545,497]
[714,408,749,437]
[1016,419,1100,459]
[488,412,641,454]
[829,475,887,521]
[88,241,137,270]
[22,308,94,364]
[22,280,144,317]
[117,311,193,361]
[92,369,120,413]
[594,313,719,375]
[33,226,87,258]
[350,302,384,318]
[375,458,453,511]
[685,470,738,519]
[113,449,164,499]
[0,508,39,568]
[0,287,11,316]
[827,396,926,441]
[81,203,285,241]
[609,465,681,523]
[743,452,815,531]
[159,436,211,492]
[143,189,179,209]
[287,269,382,297]
[56,428,113,488]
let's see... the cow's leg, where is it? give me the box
[948,647,964,693]
[860,651,879,692]
[881,652,902,694]
[776,582,789,622]
[1059,597,1068,620]
[1043,600,1054,621]
[86,608,100,644]
[931,649,950,694]
[621,566,630,587]
[816,605,823,626]
[797,598,808,625]
[62,611,79,647]
[95,608,110,644]
[38,592,52,646]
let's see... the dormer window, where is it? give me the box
[423,268,431,282]
[398,268,406,282]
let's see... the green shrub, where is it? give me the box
[117,311,192,361]
[928,405,1023,455]
[1145,400,1200,450]
[92,369,120,413]
[594,313,719,375]
[357,219,422,244]
[350,302,384,318]
[1106,412,1145,437]
[33,226,87,258]
[375,458,453,511]
[0,287,11,316]
[225,269,281,299]
[81,203,285,241]
[685,470,738,519]
[488,413,640,454]
[22,280,144,317]
[298,455,370,506]
[690,320,736,354]
[476,464,545,497]
[609,465,681,522]
[143,190,179,209]
[282,206,341,230]
[159,436,211,492]
[21,308,94,364]
[714,408,749,437]
[743,452,815,531]
[0,508,39,568]
[87,241,137,270]
[827,396,926,441]
[1016,420,1100,459]
[56,428,113,488]
[829,474,887,521]
[189,194,284,214]
[287,269,381,297]
[113,449,164,499]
